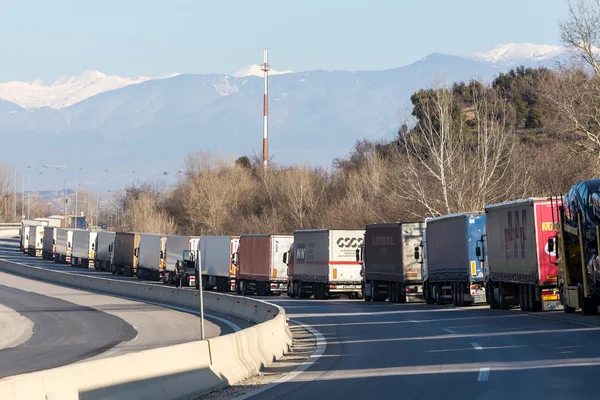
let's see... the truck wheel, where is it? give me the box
[298,282,311,299]
[435,285,443,305]
[563,287,575,313]
[451,283,456,306]
[579,286,598,315]
[531,286,542,312]
[287,283,297,298]
[458,283,465,307]
[364,281,372,302]
[519,285,528,311]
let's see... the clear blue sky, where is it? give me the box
[0,0,568,82]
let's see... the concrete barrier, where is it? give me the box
[0,259,293,400]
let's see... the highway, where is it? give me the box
[243,298,600,400]
[5,235,600,398]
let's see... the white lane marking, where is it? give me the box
[478,368,490,381]
[234,318,326,400]
[471,342,482,350]
[442,328,457,334]
[132,325,139,342]
[407,319,421,323]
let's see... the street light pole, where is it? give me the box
[43,165,68,226]
[21,172,24,220]
[75,168,82,228]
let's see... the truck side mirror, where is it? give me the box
[414,246,420,260]
[283,251,289,264]
[547,237,555,253]
[160,250,164,258]
[232,252,238,265]
[356,247,362,263]
[109,244,113,252]
[134,248,139,257]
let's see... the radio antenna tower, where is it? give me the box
[261,48,270,170]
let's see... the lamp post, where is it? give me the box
[43,164,68,226]
[75,168,83,228]
[24,167,43,220]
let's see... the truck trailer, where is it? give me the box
[285,229,364,299]
[162,235,200,286]
[27,225,45,257]
[553,179,600,315]
[482,198,561,311]
[199,236,239,292]
[422,213,486,306]
[235,234,293,296]
[112,232,140,276]
[42,226,57,260]
[71,230,99,268]
[20,219,47,253]
[136,233,166,280]
[358,222,425,303]
[94,231,115,271]
[54,228,74,264]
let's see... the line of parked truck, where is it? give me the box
[16,179,600,316]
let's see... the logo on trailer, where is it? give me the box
[541,222,553,232]
[295,243,307,264]
[337,237,364,248]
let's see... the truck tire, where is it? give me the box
[531,286,542,312]
[298,282,311,299]
[364,281,372,302]
[563,288,576,313]
[457,283,464,307]
[451,282,458,306]
[435,285,444,305]
[424,283,434,305]
[519,284,528,311]
[579,286,597,315]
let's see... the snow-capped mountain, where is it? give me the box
[232,65,294,78]
[467,43,566,67]
[0,70,180,109]
[0,43,570,180]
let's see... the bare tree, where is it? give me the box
[560,0,600,77]
[181,151,254,235]
[396,81,518,217]
[122,192,177,234]
[0,164,17,222]
[540,66,600,159]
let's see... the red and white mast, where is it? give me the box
[261,48,270,169]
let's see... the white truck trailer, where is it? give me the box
[71,230,99,268]
[94,231,115,271]
[199,236,239,292]
[42,226,57,260]
[285,229,365,299]
[20,219,47,253]
[27,225,45,257]
[162,235,200,286]
[136,233,167,281]
[54,228,74,264]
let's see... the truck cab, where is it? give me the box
[555,179,600,314]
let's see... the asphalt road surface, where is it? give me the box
[242,298,600,400]
[0,283,136,378]
[8,234,600,399]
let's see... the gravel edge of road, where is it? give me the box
[195,321,318,400]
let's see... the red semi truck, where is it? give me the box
[234,234,293,296]
[481,198,561,311]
